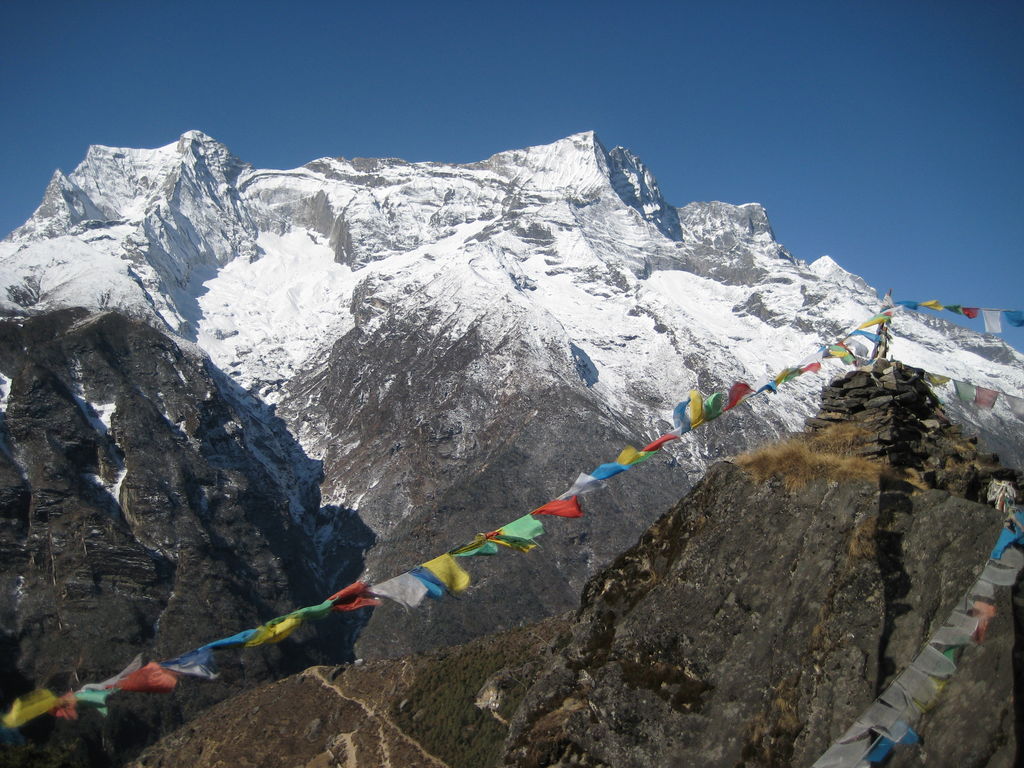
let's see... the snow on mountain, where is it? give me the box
[3,129,1023,566]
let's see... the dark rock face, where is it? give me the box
[0,309,370,763]
[501,365,1022,767]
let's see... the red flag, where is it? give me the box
[962,307,979,319]
[52,693,78,720]
[329,581,381,612]
[971,601,997,643]
[723,382,755,411]
[116,662,180,693]
[975,387,998,409]
[800,362,822,374]
[640,433,679,452]
[532,496,583,518]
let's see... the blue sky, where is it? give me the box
[2,1,1022,350]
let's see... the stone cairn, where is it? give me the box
[805,359,1018,501]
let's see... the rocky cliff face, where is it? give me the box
[0,309,372,764]
[503,362,1021,767]
[127,363,1023,767]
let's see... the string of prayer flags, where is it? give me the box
[370,573,429,609]
[420,554,471,593]
[532,496,584,518]
[896,298,1022,333]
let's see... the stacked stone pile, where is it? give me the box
[806,359,1019,500]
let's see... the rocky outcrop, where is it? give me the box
[502,363,1021,767]
[0,309,371,764]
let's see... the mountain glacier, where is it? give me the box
[2,130,1023,658]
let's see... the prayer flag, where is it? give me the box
[615,446,643,465]
[421,554,471,593]
[201,629,258,650]
[896,300,919,310]
[919,300,944,310]
[557,473,603,500]
[688,390,705,429]
[974,387,998,409]
[953,380,977,402]
[724,382,754,411]
[1006,311,1024,327]
[409,567,447,599]
[962,307,979,318]
[671,397,692,432]
[452,534,500,556]
[81,654,143,691]
[532,497,583,517]
[774,368,799,386]
[288,600,335,622]
[850,330,881,343]
[2,689,60,728]
[371,573,429,609]
[591,462,630,480]
[801,362,822,374]
[991,527,1023,560]
[160,647,218,680]
[500,514,545,542]
[971,601,997,643]
[925,373,951,386]
[1006,395,1024,418]
[945,304,965,315]
[329,581,380,612]
[857,313,892,330]
[489,534,537,552]
[703,392,724,421]
[51,693,77,721]
[245,615,304,646]
[74,689,111,717]
[982,310,1002,333]
[641,433,678,452]
[116,662,180,693]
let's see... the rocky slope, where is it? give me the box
[0,309,372,764]
[125,362,1024,767]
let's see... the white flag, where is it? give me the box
[982,309,1003,333]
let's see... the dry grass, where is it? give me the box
[735,424,882,491]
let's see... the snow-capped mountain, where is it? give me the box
[2,131,1023,658]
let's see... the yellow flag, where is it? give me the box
[688,389,705,429]
[919,300,944,310]
[615,446,642,465]
[2,689,60,728]
[422,553,471,593]
[244,614,304,646]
